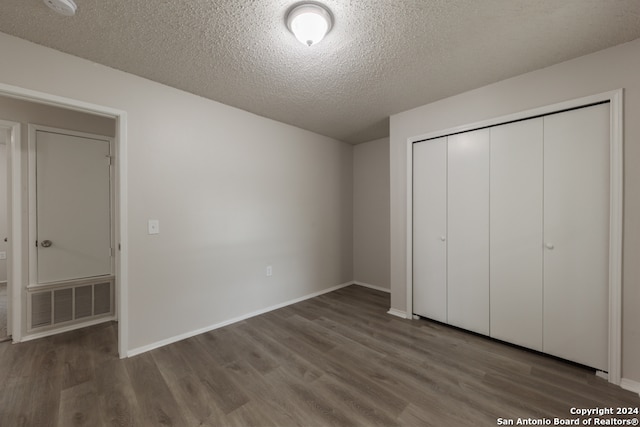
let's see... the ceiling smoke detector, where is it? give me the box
[43,0,77,16]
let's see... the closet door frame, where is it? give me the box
[405,89,623,385]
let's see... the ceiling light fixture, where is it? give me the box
[43,0,77,16]
[286,3,333,47]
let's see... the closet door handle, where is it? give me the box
[440,236,446,242]
[545,243,554,250]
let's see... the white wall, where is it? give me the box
[353,137,390,290]
[390,38,640,382]
[0,32,353,353]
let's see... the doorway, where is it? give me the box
[0,130,8,340]
[0,119,20,343]
[0,84,128,357]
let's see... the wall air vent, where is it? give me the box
[29,279,114,332]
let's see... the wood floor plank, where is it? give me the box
[151,344,227,425]
[26,340,64,427]
[224,402,279,427]
[58,329,95,390]
[124,352,188,426]
[223,358,313,426]
[214,323,280,375]
[313,373,401,427]
[0,380,31,426]
[257,314,410,418]
[264,367,359,427]
[233,320,324,382]
[172,337,250,415]
[57,381,101,427]
[95,359,144,427]
[0,286,638,427]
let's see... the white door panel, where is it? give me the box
[543,104,609,371]
[413,137,447,322]
[36,130,112,284]
[447,129,490,334]
[490,118,544,351]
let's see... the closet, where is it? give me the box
[412,102,610,371]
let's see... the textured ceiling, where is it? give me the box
[1,1,640,143]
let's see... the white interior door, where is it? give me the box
[35,130,112,284]
[490,118,544,351]
[447,129,490,334]
[412,137,447,322]
[543,104,609,371]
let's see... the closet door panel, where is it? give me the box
[490,118,544,351]
[413,137,447,321]
[543,104,609,371]
[447,130,490,334]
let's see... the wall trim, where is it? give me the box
[387,308,408,319]
[620,378,640,397]
[353,281,390,293]
[405,89,624,385]
[20,316,116,343]
[127,281,354,358]
[0,119,21,342]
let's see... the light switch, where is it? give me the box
[148,219,160,235]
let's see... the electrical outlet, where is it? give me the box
[266,265,273,277]
[148,219,160,235]
[0,251,6,260]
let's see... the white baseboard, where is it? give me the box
[621,378,640,396]
[387,308,408,319]
[352,281,390,293]
[127,281,354,358]
[20,315,116,343]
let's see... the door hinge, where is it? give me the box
[110,247,116,257]
[105,155,113,166]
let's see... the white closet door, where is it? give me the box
[413,137,447,322]
[36,131,112,284]
[447,130,490,334]
[490,118,543,351]
[543,104,609,371]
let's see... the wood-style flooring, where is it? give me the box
[0,284,638,426]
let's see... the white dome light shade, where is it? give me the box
[286,4,333,47]
[43,0,77,16]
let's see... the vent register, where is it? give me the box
[30,280,113,330]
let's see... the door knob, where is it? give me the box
[440,236,446,242]
[545,243,554,250]
[40,240,53,248]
